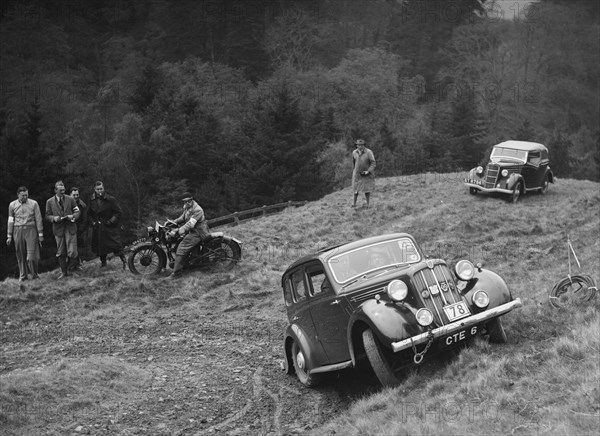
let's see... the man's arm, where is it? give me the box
[7,202,14,244]
[178,208,204,234]
[33,201,44,241]
[107,196,122,225]
[45,199,59,223]
[68,197,80,221]
[367,150,376,173]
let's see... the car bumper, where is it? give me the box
[465,181,512,194]
[391,298,522,353]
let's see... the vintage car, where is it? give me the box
[281,233,522,387]
[465,140,553,202]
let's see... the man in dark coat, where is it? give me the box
[88,181,126,269]
[69,187,88,270]
[45,180,81,279]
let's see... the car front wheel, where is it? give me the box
[363,328,400,387]
[291,341,321,387]
[509,182,522,203]
[469,187,478,195]
[486,318,508,343]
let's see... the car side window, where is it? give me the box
[291,270,307,302]
[528,151,541,166]
[306,264,328,296]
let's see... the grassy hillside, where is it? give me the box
[1,173,599,435]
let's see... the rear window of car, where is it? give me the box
[291,270,307,302]
[283,279,294,306]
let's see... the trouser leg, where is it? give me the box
[57,255,68,279]
[28,260,39,279]
[100,255,107,267]
[16,251,28,280]
[13,228,29,280]
[169,255,186,278]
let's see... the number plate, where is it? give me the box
[443,301,471,321]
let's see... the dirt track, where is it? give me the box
[0,276,386,435]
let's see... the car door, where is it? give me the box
[306,262,352,364]
[287,267,329,366]
[522,150,543,189]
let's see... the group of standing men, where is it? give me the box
[6,181,126,281]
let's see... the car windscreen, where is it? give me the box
[490,147,527,163]
[327,238,420,285]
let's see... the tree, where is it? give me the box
[514,119,537,141]
[547,130,572,177]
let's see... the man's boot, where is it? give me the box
[169,254,185,279]
[57,255,68,279]
[100,255,107,268]
[67,257,81,273]
[69,256,83,272]
[28,260,39,279]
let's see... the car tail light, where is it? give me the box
[455,260,475,281]
[472,290,489,308]
[416,308,433,326]
[387,280,408,302]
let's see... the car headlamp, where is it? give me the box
[387,280,408,302]
[455,260,475,281]
[476,166,483,175]
[416,308,434,327]
[472,290,489,308]
[501,169,509,177]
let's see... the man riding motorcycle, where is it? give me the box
[168,192,210,278]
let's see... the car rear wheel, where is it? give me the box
[486,318,507,344]
[363,328,400,387]
[291,341,321,387]
[540,174,550,195]
[509,182,522,203]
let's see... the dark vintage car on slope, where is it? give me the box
[281,234,522,387]
[465,140,554,202]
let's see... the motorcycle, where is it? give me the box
[127,219,242,276]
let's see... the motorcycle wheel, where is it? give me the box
[128,244,167,275]
[205,239,241,272]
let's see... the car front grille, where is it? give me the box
[411,263,464,325]
[485,164,524,188]
[484,164,500,188]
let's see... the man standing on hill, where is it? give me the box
[6,186,44,281]
[88,181,126,269]
[351,138,376,208]
[45,180,80,279]
[69,187,88,271]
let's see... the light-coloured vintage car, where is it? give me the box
[465,140,554,202]
[281,233,522,387]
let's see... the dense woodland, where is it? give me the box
[1,0,599,278]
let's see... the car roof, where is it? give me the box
[494,140,548,152]
[282,233,416,276]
